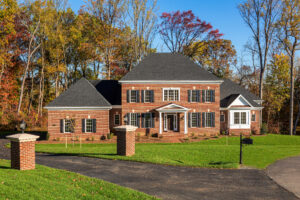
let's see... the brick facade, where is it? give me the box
[121,83,220,136]
[47,110,109,140]
[109,108,122,132]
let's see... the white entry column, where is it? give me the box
[184,111,188,134]
[159,112,162,134]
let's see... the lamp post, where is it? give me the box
[20,120,26,134]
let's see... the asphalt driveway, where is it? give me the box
[0,139,298,200]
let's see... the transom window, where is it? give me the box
[114,114,120,125]
[64,119,74,133]
[85,119,93,132]
[234,112,247,124]
[163,88,179,101]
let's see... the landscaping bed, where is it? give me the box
[36,134,300,169]
[0,159,157,200]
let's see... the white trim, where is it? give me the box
[184,112,187,134]
[85,119,93,133]
[119,80,224,84]
[229,110,250,129]
[163,113,178,131]
[220,107,263,110]
[162,88,180,101]
[156,103,189,112]
[159,112,162,134]
[228,94,253,108]
[64,119,71,133]
[45,106,112,111]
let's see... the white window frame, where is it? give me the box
[163,113,178,131]
[85,119,93,133]
[144,90,152,103]
[191,112,198,128]
[114,114,120,125]
[229,110,250,129]
[129,113,138,126]
[163,88,180,101]
[191,90,198,103]
[64,119,73,133]
[129,90,138,103]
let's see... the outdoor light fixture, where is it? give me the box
[20,120,26,133]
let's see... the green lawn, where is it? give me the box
[35,134,300,169]
[0,159,156,200]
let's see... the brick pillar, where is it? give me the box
[6,133,39,170]
[114,125,137,156]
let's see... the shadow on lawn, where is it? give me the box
[209,161,236,166]
[38,152,117,157]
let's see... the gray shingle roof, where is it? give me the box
[89,80,121,105]
[120,53,221,81]
[220,79,262,108]
[45,78,111,108]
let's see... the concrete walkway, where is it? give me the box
[0,139,298,200]
[266,156,300,198]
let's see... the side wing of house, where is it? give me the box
[220,79,263,135]
[44,78,112,140]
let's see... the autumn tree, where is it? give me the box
[159,10,222,53]
[184,39,237,78]
[238,0,280,100]
[276,0,300,135]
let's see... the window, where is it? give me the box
[202,112,215,127]
[127,90,139,103]
[163,89,179,101]
[233,112,248,124]
[189,90,200,102]
[114,114,120,125]
[126,113,140,127]
[220,114,225,122]
[191,113,198,127]
[202,90,215,102]
[142,90,154,103]
[85,119,93,132]
[251,114,256,122]
[130,113,137,126]
[64,119,74,133]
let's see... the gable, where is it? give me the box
[230,96,251,107]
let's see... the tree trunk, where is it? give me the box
[289,55,294,136]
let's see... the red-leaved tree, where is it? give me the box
[159,10,223,53]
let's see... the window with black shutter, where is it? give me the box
[129,113,140,127]
[202,90,215,103]
[189,90,201,102]
[128,90,140,103]
[202,112,215,127]
[190,112,201,127]
[144,90,153,103]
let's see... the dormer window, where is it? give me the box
[163,88,180,101]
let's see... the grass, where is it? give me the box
[35,134,300,169]
[0,159,156,200]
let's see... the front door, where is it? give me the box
[164,114,178,131]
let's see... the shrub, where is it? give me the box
[151,133,158,138]
[91,136,95,141]
[107,133,114,139]
[261,123,268,134]
[56,137,60,141]
[101,135,106,140]
[191,132,195,137]
[46,132,50,141]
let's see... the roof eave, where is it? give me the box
[119,80,224,84]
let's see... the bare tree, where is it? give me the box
[238,0,280,100]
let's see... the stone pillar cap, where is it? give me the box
[6,133,40,142]
[114,125,138,132]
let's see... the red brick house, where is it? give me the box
[45,53,263,140]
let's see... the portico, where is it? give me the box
[156,103,190,134]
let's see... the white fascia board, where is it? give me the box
[228,94,254,108]
[220,107,263,111]
[156,103,190,111]
[119,80,224,84]
[45,106,112,111]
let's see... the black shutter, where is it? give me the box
[125,113,129,125]
[202,113,205,127]
[127,90,130,102]
[202,90,205,102]
[71,119,75,133]
[82,119,85,133]
[188,113,191,128]
[211,112,215,127]
[188,90,191,102]
[151,113,155,128]
[141,113,145,128]
[136,91,139,103]
[60,119,64,133]
[92,119,96,132]
[141,90,144,103]
[197,113,201,127]
[211,90,215,102]
[152,90,155,102]
[137,113,140,127]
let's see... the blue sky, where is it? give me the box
[69,0,252,62]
